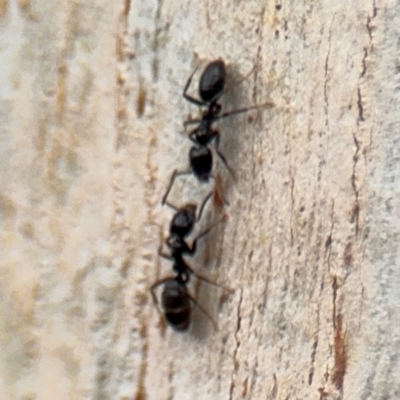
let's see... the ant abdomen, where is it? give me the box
[161,279,191,331]
[189,146,213,182]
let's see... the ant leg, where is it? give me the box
[210,175,230,206]
[213,101,274,122]
[184,261,232,292]
[187,293,218,330]
[193,271,232,293]
[158,251,173,261]
[184,101,275,127]
[184,117,203,127]
[183,66,205,107]
[207,64,254,106]
[196,191,213,221]
[214,132,236,181]
[188,214,227,255]
[163,200,179,212]
[162,169,192,206]
[150,277,174,313]
[231,64,257,87]
[188,129,199,144]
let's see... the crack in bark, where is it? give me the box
[134,323,148,400]
[331,278,347,396]
[332,313,347,395]
[152,0,165,81]
[115,0,132,150]
[308,325,319,385]
[366,0,378,48]
[228,289,243,400]
[271,373,278,399]
[326,201,335,272]
[351,129,360,238]
[290,172,294,247]
[352,3,379,240]
[323,18,334,134]
[360,47,368,78]
[310,202,334,385]
[288,135,294,247]
[332,276,338,330]
[356,88,364,123]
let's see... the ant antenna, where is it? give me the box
[183,101,274,126]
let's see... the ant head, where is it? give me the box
[199,59,226,103]
[170,205,197,238]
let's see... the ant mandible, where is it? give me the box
[151,193,228,331]
[162,59,273,206]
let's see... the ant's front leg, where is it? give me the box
[189,213,227,256]
[158,250,174,261]
[184,117,203,127]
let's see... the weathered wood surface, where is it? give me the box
[1,0,399,399]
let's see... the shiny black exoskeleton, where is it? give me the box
[151,258,193,332]
[160,276,191,331]
[151,194,224,332]
[162,59,272,206]
[183,59,226,106]
[151,253,219,331]
[161,61,230,207]
[164,192,212,260]
[183,60,232,182]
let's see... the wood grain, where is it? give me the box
[0,1,399,399]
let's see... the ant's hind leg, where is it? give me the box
[213,101,274,122]
[188,214,227,255]
[214,132,236,181]
[187,293,218,330]
[196,191,213,221]
[162,170,192,206]
[184,261,232,293]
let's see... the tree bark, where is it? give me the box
[1,0,399,399]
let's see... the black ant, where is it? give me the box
[162,59,273,206]
[151,193,228,331]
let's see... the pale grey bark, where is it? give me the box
[1,1,399,399]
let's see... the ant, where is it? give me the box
[162,59,273,206]
[151,193,228,331]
